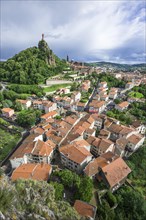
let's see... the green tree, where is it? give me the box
[17,110,36,127]
[57,169,75,187]
[95,128,100,137]
[50,182,64,200]
[114,99,121,104]
[70,82,78,91]
[2,99,13,108]
[0,92,4,102]
[105,191,117,207]
[15,101,22,111]
[97,200,115,220]
[115,187,146,220]
[76,176,93,202]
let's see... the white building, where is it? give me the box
[60,143,92,174]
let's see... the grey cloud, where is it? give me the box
[45,33,62,39]
[1,0,146,64]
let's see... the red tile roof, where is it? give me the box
[74,200,96,219]
[60,145,92,164]
[1,108,14,113]
[41,111,57,119]
[102,158,131,188]
[127,134,143,145]
[31,140,54,156]
[11,163,52,181]
[117,101,129,108]
[33,127,45,135]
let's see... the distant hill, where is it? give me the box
[0,38,67,84]
[85,61,146,72]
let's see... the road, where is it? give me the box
[84,79,99,111]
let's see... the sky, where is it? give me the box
[1,0,146,64]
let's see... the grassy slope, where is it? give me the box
[128,91,144,98]
[0,128,21,162]
[43,83,72,92]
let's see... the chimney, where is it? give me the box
[42,33,44,40]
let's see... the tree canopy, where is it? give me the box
[17,109,42,128]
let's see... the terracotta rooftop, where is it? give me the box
[85,128,95,134]
[126,82,133,84]
[92,137,101,148]
[33,100,42,105]
[81,121,91,130]
[31,140,54,156]
[109,91,117,95]
[46,118,55,123]
[89,100,105,108]
[60,121,72,130]
[73,139,90,148]
[132,120,142,128]
[127,134,143,145]
[92,137,114,152]
[102,157,131,188]
[65,115,78,125]
[41,111,57,119]
[10,137,53,159]
[74,200,96,219]
[60,145,92,164]
[11,163,52,181]
[75,126,85,135]
[99,139,114,151]
[1,108,14,113]
[77,102,86,107]
[116,138,128,149]
[100,94,109,98]
[43,123,52,130]
[91,114,102,122]
[100,81,107,84]
[17,99,30,104]
[83,114,95,124]
[84,157,107,177]
[104,119,113,128]
[45,139,56,148]
[101,151,118,162]
[98,129,110,139]
[108,123,123,133]
[110,87,118,92]
[33,127,45,135]
[57,127,69,137]
[117,101,129,108]
[119,126,134,135]
[49,133,62,145]
[86,136,96,145]
[10,134,40,159]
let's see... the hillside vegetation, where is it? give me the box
[0,39,67,84]
[0,176,85,220]
[85,61,146,72]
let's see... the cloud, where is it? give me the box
[1,0,146,64]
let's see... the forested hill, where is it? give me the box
[0,39,67,84]
[85,61,146,72]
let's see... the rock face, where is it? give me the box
[38,38,56,66]
[0,175,81,220]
